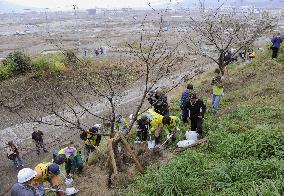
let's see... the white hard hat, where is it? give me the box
[129,114,134,120]
[18,168,37,183]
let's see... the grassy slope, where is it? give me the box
[124,50,284,195]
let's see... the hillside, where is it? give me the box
[123,49,284,195]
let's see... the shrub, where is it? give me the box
[0,64,14,80]
[3,51,32,74]
[64,50,78,66]
[32,53,66,76]
[50,61,66,73]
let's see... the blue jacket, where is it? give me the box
[271,36,283,49]
[180,89,190,108]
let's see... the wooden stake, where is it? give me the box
[108,138,118,175]
[120,134,144,174]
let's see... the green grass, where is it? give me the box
[32,52,67,77]
[0,52,73,80]
[123,49,284,195]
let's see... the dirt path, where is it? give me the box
[0,61,210,195]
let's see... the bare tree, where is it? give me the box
[14,13,186,180]
[185,2,276,74]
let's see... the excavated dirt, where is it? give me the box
[73,144,174,196]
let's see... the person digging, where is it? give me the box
[139,109,179,148]
[80,126,102,162]
[53,145,84,178]
[32,162,64,196]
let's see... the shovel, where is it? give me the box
[159,133,174,149]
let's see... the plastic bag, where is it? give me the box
[65,187,79,196]
[65,178,73,186]
[177,140,196,148]
[185,131,199,141]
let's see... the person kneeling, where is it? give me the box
[53,145,83,177]
[162,115,180,142]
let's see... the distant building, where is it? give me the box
[121,8,133,12]
[86,9,97,15]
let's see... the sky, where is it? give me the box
[3,0,180,9]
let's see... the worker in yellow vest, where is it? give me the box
[162,115,180,141]
[211,68,224,114]
[138,109,179,146]
[32,162,63,196]
[80,126,102,162]
[53,146,84,177]
[248,50,256,60]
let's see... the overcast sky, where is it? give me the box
[4,0,178,9]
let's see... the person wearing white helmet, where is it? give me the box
[11,168,37,196]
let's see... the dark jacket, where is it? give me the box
[180,89,190,109]
[32,131,43,142]
[186,99,206,119]
[11,183,36,196]
[271,36,283,49]
[7,144,19,160]
[153,94,169,116]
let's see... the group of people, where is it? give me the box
[6,127,47,169]
[238,49,256,61]
[6,65,227,195]
[7,125,104,196]
[136,67,223,147]
[83,47,105,57]
[6,65,226,195]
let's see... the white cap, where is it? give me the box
[129,114,134,120]
[94,124,101,129]
[18,168,37,183]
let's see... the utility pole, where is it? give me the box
[44,8,50,34]
[73,4,80,52]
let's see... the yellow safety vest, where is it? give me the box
[165,116,180,130]
[34,162,50,181]
[84,133,97,147]
[148,109,164,133]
